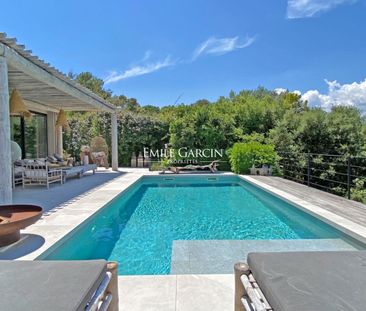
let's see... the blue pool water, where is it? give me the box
[40,176,364,275]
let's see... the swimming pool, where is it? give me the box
[39,175,365,275]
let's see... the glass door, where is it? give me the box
[10,112,48,159]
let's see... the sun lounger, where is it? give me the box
[164,160,220,174]
[60,166,83,182]
[0,260,118,311]
[234,251,366,311]
[82,163,97,174]
[59,164,97,182]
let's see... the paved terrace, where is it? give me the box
[1,171,366,310]
[12,168,125,213]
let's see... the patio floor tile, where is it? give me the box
[176,274,234,311]
[118,275,177,311]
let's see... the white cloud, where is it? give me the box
[104,36,255,82]
[274,88,301,96]
[274,88,288,95]
[192,35,256,60]
[301,79,366,112]
[104,54,176,83]
[287,0,355,19]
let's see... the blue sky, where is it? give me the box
[1,0,366,108]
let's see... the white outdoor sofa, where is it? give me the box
[19,161,97,188]
[22,161,63,189]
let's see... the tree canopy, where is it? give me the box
[64,72,366,169]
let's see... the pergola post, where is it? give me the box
[111,113,118,171]
[47,112,57,156]
[0,55,12,204]
[56,125,63,156]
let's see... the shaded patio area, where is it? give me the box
[12,168,125,213]
[0,33,119,204]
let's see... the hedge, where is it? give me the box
[229,142,278,174]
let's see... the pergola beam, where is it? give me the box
[0,35,120,204]
[0,41,115,113]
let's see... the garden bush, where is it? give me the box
[229,142,278,174]
[351,178,366,204]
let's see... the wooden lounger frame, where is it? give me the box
[86,261,119,311]
[105,262,119,311]
[234,262,273,311]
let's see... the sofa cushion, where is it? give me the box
[0,260,107,311]
[25,170,47,179]
[14,166,24,175]
[248,251,366,311]
[47,155,58,163]
[35,159,46,166]
[54,153,64,162]
[14,159,32,166]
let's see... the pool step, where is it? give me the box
[170,239,358,274]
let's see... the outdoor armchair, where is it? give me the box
[90,136,109,169]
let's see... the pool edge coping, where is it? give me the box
[240,175,366,245]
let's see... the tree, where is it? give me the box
[75,72,112,99]
[327,106,365,156]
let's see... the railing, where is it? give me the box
[278,152,366,200]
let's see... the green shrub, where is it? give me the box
[150,162,165,171]
[149,158,170,171]
[351,178,366,204]
[229,142,278,174]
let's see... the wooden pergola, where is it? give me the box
[0,33,119,204]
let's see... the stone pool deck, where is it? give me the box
[118,274,234,311]
[2,171,366,310]
[243,175,366,226]
[242,175,366,244]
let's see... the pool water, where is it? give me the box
[40,176,364,275]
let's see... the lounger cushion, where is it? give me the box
[0,260,107,311]
[248,251,366,311]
